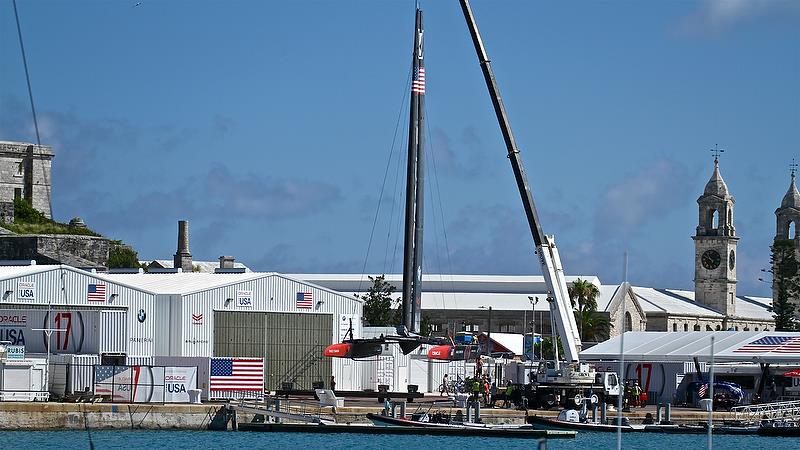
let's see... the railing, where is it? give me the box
[230,395,333,424]
[281,345,324,387]
[731,399,800,423]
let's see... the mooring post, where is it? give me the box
[474,401,481,423]
[231,407,237,431]
[600,401,606,424]
[466,401,473,423]
[665,403,672,423]
[274,398,281,424]
[399,402,406,419]
[656,404,663,424]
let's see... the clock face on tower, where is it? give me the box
[729,250,735,269]
[702,250,721,270]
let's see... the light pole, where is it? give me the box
[528,296,539,360]
[479,306,493,356]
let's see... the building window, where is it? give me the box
[672,323,677,332]
[14,161,23,178]
[715,325,721,331]
[744,327,749,331]
[499,324,515,333]
[684,324,689,331]
[694,324,701,331]
[624,312,632,332]
[463,323,479,332]
[706,325,712,331]
[755,328,759,331]
[429,323,442,332]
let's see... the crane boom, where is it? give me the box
[458,0,582,362]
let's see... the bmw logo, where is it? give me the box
[137,309,146,323]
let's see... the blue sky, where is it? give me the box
[1,0,798,296]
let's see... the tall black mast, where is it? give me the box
[402,8,426,333]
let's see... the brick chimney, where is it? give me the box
[219,255,235,269]
[173,220,193,272]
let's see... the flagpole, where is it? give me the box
[616,251,628,450]
[707,335,715,450]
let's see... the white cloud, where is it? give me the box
[674,0,800,36]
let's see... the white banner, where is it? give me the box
[0,309,99,353]
[94,365,199,403]
[164,366,198,402]
[16,282,36,301]
[236,290,253,309]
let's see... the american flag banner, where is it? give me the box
[94,365,136,401]
[87,283,106,302]
[296,292,313,309]
[209,358,264,396]
[733,336,800,353]
[412,66,425,94]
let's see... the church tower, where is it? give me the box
[774,168,800,309]
[693,154,738,315]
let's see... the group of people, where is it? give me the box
[441,372,516,409]
[622,379,645,410]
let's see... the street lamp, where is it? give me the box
[479,305,493,356]
[528,296,539,359]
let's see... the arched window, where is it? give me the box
[673,323,677,332]
[791,221,797,239]
[727,209,732,226]
[744,327,749,331]
[715,325,721,331]
[694,324,701,331]
[735,326,739,331]
[684,324,689,331]
[624,312,632,332]
[706,325,713,331]
[755,327,759,331]
[712,209,719,229]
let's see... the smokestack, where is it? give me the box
[173,220,193,272]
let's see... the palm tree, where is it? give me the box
[568,278,600,341]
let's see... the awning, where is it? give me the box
[581,331,800,364]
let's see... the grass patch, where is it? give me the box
[1,221,101,237]
[0,199,102,237]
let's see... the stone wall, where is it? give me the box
[0,234,112,267]
[0,201,13,224]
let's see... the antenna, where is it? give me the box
[710,144,724,164]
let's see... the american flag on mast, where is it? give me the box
[412,66,425,95]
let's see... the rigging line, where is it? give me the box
[424,117,458,321]
[383,106,409,275]
[13,1,68,294]
[356,64,413,302]
[388,114,408,276]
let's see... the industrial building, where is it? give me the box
[0,263,363,391]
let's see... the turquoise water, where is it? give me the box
[3,430,797,449]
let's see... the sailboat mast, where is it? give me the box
[402,8,426,333]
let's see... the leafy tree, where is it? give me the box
[107,245,141,269]
[535,336,564,361]
[769,239,799,331]
[359,275,400,327]
[568,278,602,341]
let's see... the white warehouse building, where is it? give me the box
[0,264,364,391]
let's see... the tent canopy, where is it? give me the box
[581,331,800,364]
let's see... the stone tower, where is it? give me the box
[773,170,800,309]
[693,157,738,315]
[0,141,54,218]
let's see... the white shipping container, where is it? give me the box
[0,358,48,401]
[47,353,100,396]
[100,310,127,353]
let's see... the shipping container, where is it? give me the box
[47,353,100,397]
[0,358,48,401]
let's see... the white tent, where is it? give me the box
[581,331,800,364]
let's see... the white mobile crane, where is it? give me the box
[459,0,620,408]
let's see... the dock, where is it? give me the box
[237,422,575,438]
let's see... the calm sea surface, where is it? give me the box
[3,430,798,449]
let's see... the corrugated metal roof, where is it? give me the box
[102,272,278,294]
[290,273,602,294]
[634,287,724,317]
[582,331,800,363]
[0,264,56,280]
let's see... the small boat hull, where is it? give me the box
[527,415,636,432]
